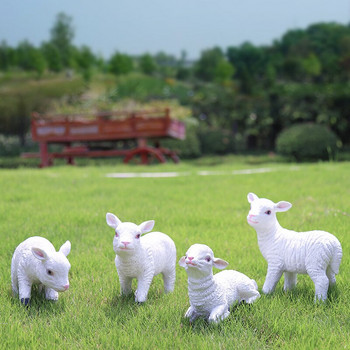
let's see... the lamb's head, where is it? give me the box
[247,192,292,232]
[106,213,154,255]
[31,241,71,292]
[179,244,228,279]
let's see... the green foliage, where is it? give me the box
[198,127,235,154]
[41,42,63,72]
[139,54,157,75]
[0,161,349,349]
[109,52,134,76]
[276,123,341,161]
[195,47,235,83]
[14,41,46,76]
[109,73,192,104]
[49,12,74,68]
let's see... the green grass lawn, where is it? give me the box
[0,157,349,349]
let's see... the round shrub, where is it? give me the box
[276,123,340,161]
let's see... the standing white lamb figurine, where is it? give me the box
[106,213,176,303]
[179,244,260,324]
[11,236,71,306]
[247,192,342,301]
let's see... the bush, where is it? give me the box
[276,123,341,161]
[198,127,235,155]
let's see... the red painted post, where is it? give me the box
[39,142,50,168]
[137,137,148,164]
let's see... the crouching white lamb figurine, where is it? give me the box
[11,236,71,306]
[247,192,343,301]
[179,244,260,324]
[106,213,176,303]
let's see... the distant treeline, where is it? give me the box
[1,13,350,157]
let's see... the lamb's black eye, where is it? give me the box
[135,234,141,239]
[265,210,271,215]
[206,256,211,262]
[115,231,119,237]
[47,270,53,276]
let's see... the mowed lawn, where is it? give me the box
[0,158,349,349]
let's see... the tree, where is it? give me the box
[109,52,133,76]
[49,12,75,68]
[73,45,96,81]
[0,40,14,71]
[195,47,225,81]
[15,41,46,76]
[41,42,63,72]
[139,54,157,75]
[215,60,235,83]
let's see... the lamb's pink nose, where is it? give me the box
[64,284,69,290]
[188,257,194,261]
[248,214,256,218]
[121,241,130,247]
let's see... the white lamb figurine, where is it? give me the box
[179,244,260,324]
[106,213,176,303]
[11,236,71,306]
[247,192,343,301]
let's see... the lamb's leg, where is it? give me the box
[185,306,198,322]
[162,268,176,293]
[208,304,230,324]
[45,287,59,301]
[11,269,19,296]
[309,271,329,301]
[326,266,336,285]
[18,277,32,306]
[119,276,133,296]
[262,266,283,294]
[135,277,152,303]
[284,272,297,291]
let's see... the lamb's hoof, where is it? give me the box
[20,298,30,306]
[136,301,145,306]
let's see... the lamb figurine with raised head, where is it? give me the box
[106,213,176,303]
[11,236,71,306]
[179,244,260,324]
[247,192,342,301]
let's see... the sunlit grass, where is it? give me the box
[0,158,349,349]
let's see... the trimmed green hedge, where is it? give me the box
[276,123,341,161]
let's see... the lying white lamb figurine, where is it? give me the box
[106,213,176,303]
[247,192,343,301]
[11,236,71,306]
[179,244,260,324]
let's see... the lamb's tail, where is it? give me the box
[330,239,343,275]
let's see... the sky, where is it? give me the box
[1,0,350,59]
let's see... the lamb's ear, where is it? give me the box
[31,247,49,261]
[106,213,121,229]
[178,256,186,268]
[59,240,71,257]
[139,220,155,234]
[275,201,292,212]
[213,258,229,270]
[247,192,259,203]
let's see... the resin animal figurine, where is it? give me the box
[247,192,342,301]
[106,213,176,303]
[11,236,71,306]
[179,244,260,324]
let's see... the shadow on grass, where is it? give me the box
[103,284,172,321]
[8,285,68,317]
